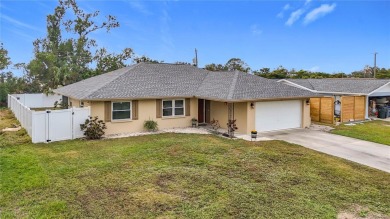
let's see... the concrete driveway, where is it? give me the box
[262,129,390,173]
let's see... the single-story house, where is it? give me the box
[278,79,390,123]
[55,63,317,135]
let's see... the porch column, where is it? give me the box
[227,103,236,138]
[365,95,369,119]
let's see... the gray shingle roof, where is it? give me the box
[196,71,316,101]
[285,79,390,94]
[55,63,317,101]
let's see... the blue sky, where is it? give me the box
[0,0,389,76]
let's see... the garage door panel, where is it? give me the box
[255,100,302,132]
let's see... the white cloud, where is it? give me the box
[160,4,174,53]
[309,66,320,72]
[304,0,312,6]
[250,24,262,36]
[304,3,336,25]
[277,4,291,18]
[0,14,42,32]
[128,0,152,15]
[285,9,305,26]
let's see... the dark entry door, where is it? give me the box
[198,99,205,123]
[198,99,211,124]
[205,100,210,123]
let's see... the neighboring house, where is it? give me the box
[55,63,317,135]
[279,79,390,123]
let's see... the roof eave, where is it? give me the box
[195,95,321,103]
[278,80,316,92]
[368,81,390,95]
[315,91,368,96]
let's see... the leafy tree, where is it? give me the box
[332,72,348,78]
[351,70,364,78]
[27,0,132,93]
[174,61,192,65]
[205,63,226,71]
[268,66,289,79]
[93,48,133,77]
[253,67,270,77]
[205,58,250,73]
[0,43,13,105]
[376,68,390,79]
[225,58,251,73]
[133,55,162,64]
[0,43,11,71]
[293,70,310,79]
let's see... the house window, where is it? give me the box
[163,99,184,117]
[112,101,131,120]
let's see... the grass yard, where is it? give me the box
[332,120,390,146]
[1,109,390,218]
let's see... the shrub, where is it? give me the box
[144,119,158,132]
[80,116,107,140]
[54,99,68,109]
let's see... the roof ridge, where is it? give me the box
[227,70,240,100]
[307,79,317,91]
[85,65,137,99]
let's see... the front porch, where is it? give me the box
[196,99,254,136]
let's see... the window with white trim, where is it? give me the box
[112,101,132,120]
[163,99,184,117]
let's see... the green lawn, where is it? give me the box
[1,110,390,218]
[332,120,390,146]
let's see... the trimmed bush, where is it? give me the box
[80,116,107,140]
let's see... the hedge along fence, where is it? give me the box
[8,94,90,143]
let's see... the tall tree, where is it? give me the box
[205,58,250,72]
[93,48,133,77]
[0,44,31,105]
[0,43,12,105]
[224,58,251,73]
[27,0,132,92]
[253,67,270,77]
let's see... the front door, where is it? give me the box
[198,99,205,123]
[198,99,211,124]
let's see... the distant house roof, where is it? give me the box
[55,63,317,102]
[281,78,390,95]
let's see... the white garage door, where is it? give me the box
[255,100,302,132]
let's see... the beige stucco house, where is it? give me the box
[55,63,316,135]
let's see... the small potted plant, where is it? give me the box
[251,130,257,139]
[191,118,198,127]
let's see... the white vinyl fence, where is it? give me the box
[11,93,62,108]
[8,94,90,143]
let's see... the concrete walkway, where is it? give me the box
[262,129,390,173]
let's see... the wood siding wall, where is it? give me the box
[310,97,334,124]
[341,96,365,122]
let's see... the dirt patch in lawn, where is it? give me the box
[338,205,390,219]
